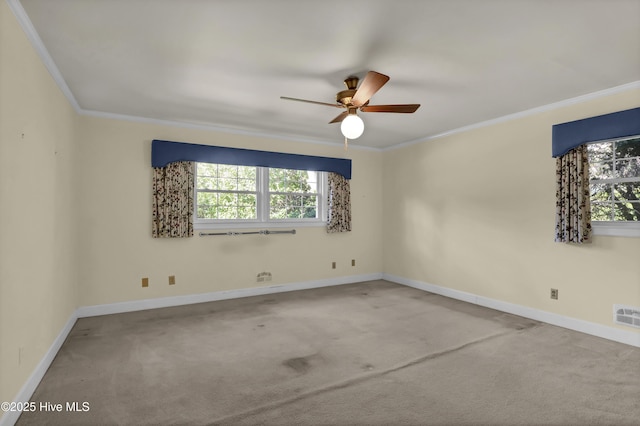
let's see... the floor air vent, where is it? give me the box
[614,305,640,329]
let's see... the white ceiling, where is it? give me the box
[13,0,640,149]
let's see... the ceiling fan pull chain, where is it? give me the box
[344,136,349,151]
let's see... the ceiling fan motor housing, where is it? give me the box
[336,89,356,106]
[336,76,360,105]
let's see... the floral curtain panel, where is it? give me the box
[327,172,351,233]
[152,161,194,238]
[555,145,592,243]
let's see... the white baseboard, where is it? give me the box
[0,313,78,426]
[383,273,640,348]
[76,273,383,318]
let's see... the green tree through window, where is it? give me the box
[269,168,318,219]
[196,163,257,220]
[195,163,324,223]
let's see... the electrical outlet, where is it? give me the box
[169,275,176,285]
[332,262,336,269]
[142,277,149,288]
[352,259,356,267]
[550,288,558,300]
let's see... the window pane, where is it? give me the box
[268,168,285,191]
[269,193,318,219]
[587,142,613,162]
[615,137,640,159]
[589,161,613,180]
[303,206,317,218]
[615,158,640,179]
[613,202,640,221]
[218,165,237,179]
[197,163,219,178]
[197,193,218,219]
[237,178,256,191]
[306,171,318,186]
[196,163,219,190]
[613,182,640,201]
[302,194,317,204]
[269,194,287,219]
[590,183,612,202]
[591,203,612,221]
[302,195,317,209]
[197,176,217,190]
[216,205,232,219]
[269,168,317,193]
[237,205,257,220]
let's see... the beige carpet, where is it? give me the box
[16,280,640,425]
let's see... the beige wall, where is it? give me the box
[75,117,383,307]
[0,1,79,406]
[383,89,640,332]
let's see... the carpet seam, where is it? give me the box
[205,329,514,425]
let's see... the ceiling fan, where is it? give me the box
[281,71,420,144]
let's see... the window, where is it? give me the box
[194,163,327,228]
[587,135,640,237]
[196,163,258,220]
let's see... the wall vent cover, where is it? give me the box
[614,304,640,329]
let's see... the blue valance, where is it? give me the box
[552,107,640,157]
[152,140,352,179]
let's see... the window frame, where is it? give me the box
[193,163,328,230]
[587,135,640,238]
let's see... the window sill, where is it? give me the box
[592,221,640,238]
[194,220,327,231]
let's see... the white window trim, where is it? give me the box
[194,165,328,230]
[587,135,640,237]
[592,221,640,238]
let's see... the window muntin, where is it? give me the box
[194,163,326,227]
[587,136,640,222]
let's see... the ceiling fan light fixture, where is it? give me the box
[281,71,419,145]
[341,114,364,139]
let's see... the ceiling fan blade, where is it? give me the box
[351,71,390,107]
[329,111,349,124]
[360,104,420,113]
[280,96,342,108]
